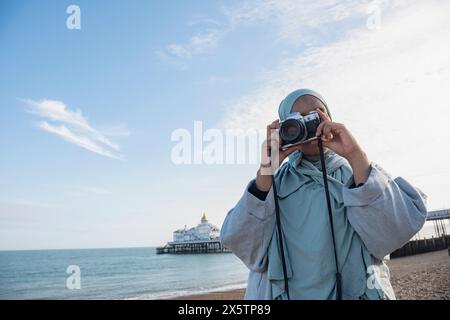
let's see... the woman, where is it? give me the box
[220,89,427,300]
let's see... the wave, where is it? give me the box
[125,281,247,300]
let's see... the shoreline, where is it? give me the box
[171,249,450,300]
[145,283,247,300]
[172,288,246,300]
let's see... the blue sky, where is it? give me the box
[1,0,450,250]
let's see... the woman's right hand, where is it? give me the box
[255,119,300,192]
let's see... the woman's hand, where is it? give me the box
[255,120,300,192]
[263,120,300,166]
[314,109,371,185]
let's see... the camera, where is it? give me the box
[279,111,322,149]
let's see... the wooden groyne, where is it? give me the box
[390,235,450,258]
[156,240,231,254]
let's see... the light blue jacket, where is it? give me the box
[220,162,427,299]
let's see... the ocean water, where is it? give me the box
[0,247,249,300]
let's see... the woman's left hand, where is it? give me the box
[314,108,371,185]
[314,108,363,160]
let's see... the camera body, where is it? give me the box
[279,111,322,150]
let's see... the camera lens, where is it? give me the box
[280,119,306,144]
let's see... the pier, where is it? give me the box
[157,213,231,254]
[391,209,450,258]
[391,235,450,258]
[156,240,231,254]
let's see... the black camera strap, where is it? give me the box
[271,174,290,300]
[317,137,342,300]
[271,136,342,300]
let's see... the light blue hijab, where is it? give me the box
[267,89,379,299]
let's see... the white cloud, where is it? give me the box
[218,0,450,210]
[38,121,123,160]
[67,187,111,197]
[158,29,223,67]
[187,15,222,27]
[159,0,388,66]
[24,99,125,160]
[223,0,370,45]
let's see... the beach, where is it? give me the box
[174,249,450,300]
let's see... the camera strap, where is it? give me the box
[317,137,342,300]
[271,174,290,300]
[271,136,342,300]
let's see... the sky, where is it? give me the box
[1,0,450,250]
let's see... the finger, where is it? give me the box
[266,120,280,140]
[323,122,333,137]
[269,128,280,146]
[262,139,270,158]
[270,126,280,138]
[320,121,345,137]
[268,119,280,129]
[316,108,331,121]
[265,138,271,154]
[266,120,278,133]
[332,122,346,135]
[261,140,268,158]
[266,125,271,140]
[269,137,281,152]
[310,136,326,145]
[316,119,333,137]
[316,120,329,137]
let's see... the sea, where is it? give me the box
[0,247,249,300]
[0,222,442,299]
